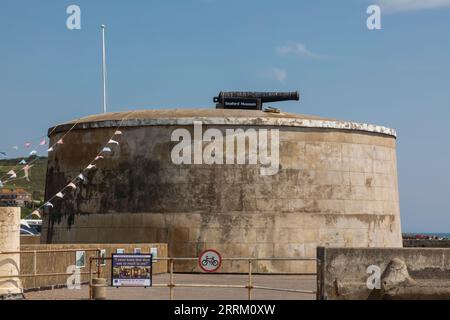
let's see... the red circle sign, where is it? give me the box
[198,249,222,273]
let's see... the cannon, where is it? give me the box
[214,91,300,110]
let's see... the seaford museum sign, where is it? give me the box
[170,121,280,176]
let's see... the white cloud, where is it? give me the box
[276,43,323,59]
[375,0,450,13]
[270,68,287,83]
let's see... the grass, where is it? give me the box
[0,156,47,198]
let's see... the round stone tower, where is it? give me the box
[42,109,402,273]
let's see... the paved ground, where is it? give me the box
[25,273,316,300]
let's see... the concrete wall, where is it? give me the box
[0,207,22,297]
[20,236,41,245]
[42,110,402,273]
[404,240,450,248]
[20,243,167,291]
[317,247,450,300]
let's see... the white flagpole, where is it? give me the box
[101,24,107,114]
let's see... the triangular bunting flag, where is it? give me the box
[108,139,119,145]
[25,142,32,148]
[47,147,54,152]
[19,159,26,165]
[0,180,3,188]
[114,130,123,135]
[7,170,16,178]
[56,192,64,199]
[44,202,53,208]
[57,139,64,145]
[67,182,77,190]
[78,173,85,181]
[86,164,96,170]
[31,210,41,218]
[95,155,104,161]
[102,147,112,153]
[23,165,32,182]
[29,150,37,156]
[39,139,47,146]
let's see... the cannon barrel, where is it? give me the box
[214,91,300,104]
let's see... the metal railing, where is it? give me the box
[0,250,318,299]
[0,248,102,286]
[88,256,317,300]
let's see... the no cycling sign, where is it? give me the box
[198,249,222,273]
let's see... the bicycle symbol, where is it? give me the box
[201,255,219,267]
[198,249,222,272]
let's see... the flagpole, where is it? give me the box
[101,24,107,114]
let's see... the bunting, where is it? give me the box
[0,118,82,189]
[7,170,16,178]
[23,164,32,182]
[108,139,119,145]
[31,113,132,217]
[31,210,41,218]
[86,164,96,170]
[67,182,77,190]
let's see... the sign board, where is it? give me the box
[98,249,106,267]
[150,247,158,262]
[75,251,85,268]
[111,254,152,287]
[198,249,222,273]
[222,98,260,110]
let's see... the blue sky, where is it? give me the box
[1,0,449,232]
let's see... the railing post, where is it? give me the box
[248,259,253,300]
[97,249,101,278]
[316,258,321,301]
[169,258,174,300]
[88,256,93,300]
[33,250,37,288]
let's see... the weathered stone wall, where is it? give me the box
[20,243,167,291]
[41,111,402,273]
[317,247,450,300]
[0,207,22,297]
[20,235,41,245]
